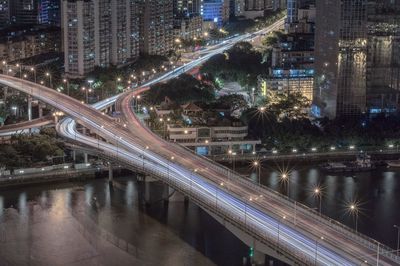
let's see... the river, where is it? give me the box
[0,163,399,266]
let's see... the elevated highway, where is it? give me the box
[1,18,399,265]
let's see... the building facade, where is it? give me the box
[138,0,174,56]
[174,14,203,40]
[62,0,140,78]
[202,0,229,28]
[0,26,61,62]
[0,0,10,27]
[173,0,203,17]
[313,0,400,118]
[167,123,260,155]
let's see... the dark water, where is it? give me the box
[0,163,399,265]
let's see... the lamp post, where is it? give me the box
[349,203,359,232]
[30,67,36,83]
[168,156,174,184]
[1,60,6,74]
[281,173,290,197]
[16,63,22,78]
[116,77,121,93]
[46,72,52,88]
[87,79,94,99]
[81,87,88,103]
[228,150,236,171]
[277,215,286,249]
[376,242,380,266]
[63,79,69,95]
[394,225,400,256]
[315,236,324,265]
[313,187,322,215]
[253,160,260,185]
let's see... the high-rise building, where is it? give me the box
[202,0,229,28]
[286,0,297,24]
[41,0,60,26]
[313,0,400,118]
[0,0,10,27]
[246,0,266,11]
[10,0,41,25]
[173,0,203,41]
[138,0,174,56]
[62,0,140,78]
[173,0,203,17]
[230,0,245,17]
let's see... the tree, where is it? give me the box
[200,42,265,89]
[265,91,311,120]
[217,94,248,114]
[147,74,215,105]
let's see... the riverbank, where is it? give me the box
[209,149,400,163]
[0,164,135,190]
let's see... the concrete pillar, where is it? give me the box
[252,249,265,265]
[145,179,151,203]
[82,128,88,163]
[72,150,76,162]
[38,103,43,118]
[27,96,32,121]
[3,87,7,108]
[108,163,113,182]
[163,185,186,202]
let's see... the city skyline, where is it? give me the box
[0,1,400,266]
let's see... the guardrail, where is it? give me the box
[94,149,311,265]
[128,104,400,264]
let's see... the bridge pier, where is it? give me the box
[251,249,266,266]
[162,185,186,203]
[27,96,32,121]
[38,102,44,118]
[144,175,158,203]
[82,128,88,163]
[108,163,113,182]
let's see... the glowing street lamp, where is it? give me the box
[348,202,359,232]
[281,173,290,197]
[313,186,322,215]
[30,67,36,82]
[45,72,53,88]
[253,160,261,185]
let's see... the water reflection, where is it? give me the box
[0,165,399,265]
[237,164,400,248]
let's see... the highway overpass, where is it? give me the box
[1,18,399,266]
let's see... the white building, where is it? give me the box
[167,123,260,155]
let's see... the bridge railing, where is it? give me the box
[129,100,400,264]
[96,149,313,265]
[194,154,400,263]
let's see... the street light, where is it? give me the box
[63,79,69,95]
[349,202,359,232]
[277,215,286,249]
[281,172,290,197]
[30,67,36,83]
[81,87,89,103]
[315,236,324,265]
[394,225,400,256]
[253,160,261,185]
[45,72,52,88]
[313,186,322,215]
[16,63,22,78]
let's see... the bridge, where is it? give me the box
[1,19,399,265]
